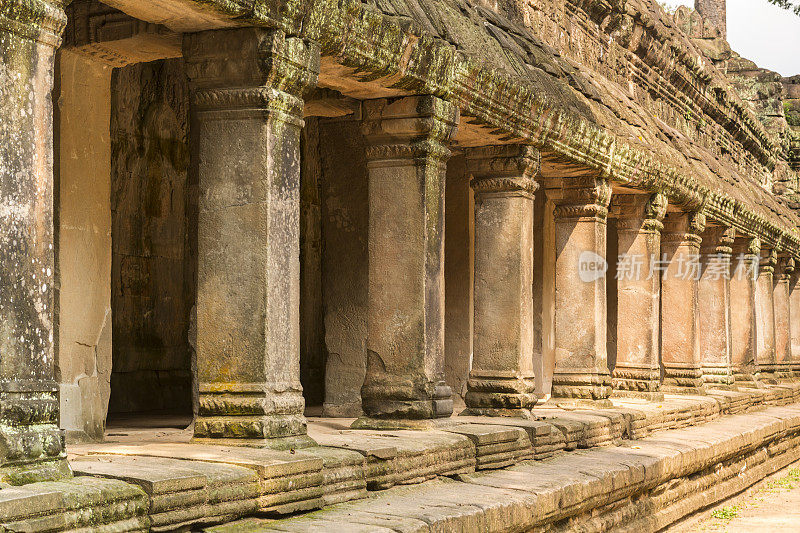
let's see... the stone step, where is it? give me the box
[70,455,260,531]
[0,476,149,532]
[208,403,800,533]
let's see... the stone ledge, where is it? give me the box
[6,382,792,531]
[212,403,800,532]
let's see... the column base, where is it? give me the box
[610,390,665,401]
[0,383,72,485]
[361,378,453,420]
[464,372,537,413]
[551,371,612,402]
[611,366,661,398]
[195,385,308,440]
[662,367,706,395]
[754,370,778,384]
[701,366,735,387]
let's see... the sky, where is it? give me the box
[662,0,800,76]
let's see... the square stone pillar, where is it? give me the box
[355,96,458,427]
[610,193,667,400]
[661,211,706,394]
[546,177,612,405]
[463,145,540,418]
[774,256,793,379]
[183,29,320,446]
[755,249,777,381]
[0,0,71,484]
[730,237,760,382]
[790,268,800,376]
[698,226,735,386]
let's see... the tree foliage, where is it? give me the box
[766,0,800,16]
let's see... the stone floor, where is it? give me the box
[4,384,800,532]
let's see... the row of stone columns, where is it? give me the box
[181,27,800,442]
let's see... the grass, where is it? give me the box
[711,505,739,520]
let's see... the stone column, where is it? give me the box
[755,249,777,381]
[661,211,706,394]
[698,226,735,386]
[611,193,667,400]
[791,268,800,376]
[183,29,319,446]
[774,256,793,379]
[730,237,760,381]
[547,177,612,405]
[356,96,458,427]
[0,0,71,484]
[463,145,539,418]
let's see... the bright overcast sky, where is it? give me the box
[663,0,800,76]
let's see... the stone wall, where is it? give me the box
[56,50,113,441]
[319,118,369,417]
[107,58,194,417]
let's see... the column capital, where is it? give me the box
[0,0,67,46]
[662,210,705,247]
[466,144,540,197]
[778,255,795,281]
[700,226,736,256]
[550,176,612,220]
[361,96,459,163]
[613,192,668,232]
[184,29,320,116]
[761,248,777,274]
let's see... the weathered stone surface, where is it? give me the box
[611,193,666,399]
[0,0,71,485]
[0,476,149,531]
[546,176,613,403]
[183,28,320,442]
[358,95,458,422]
[756,249,779,380]
[71,455,260,530]
[698,226,736,386]
[661,212,706,394]
[465,145,539,417]
[730,237,760,381]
